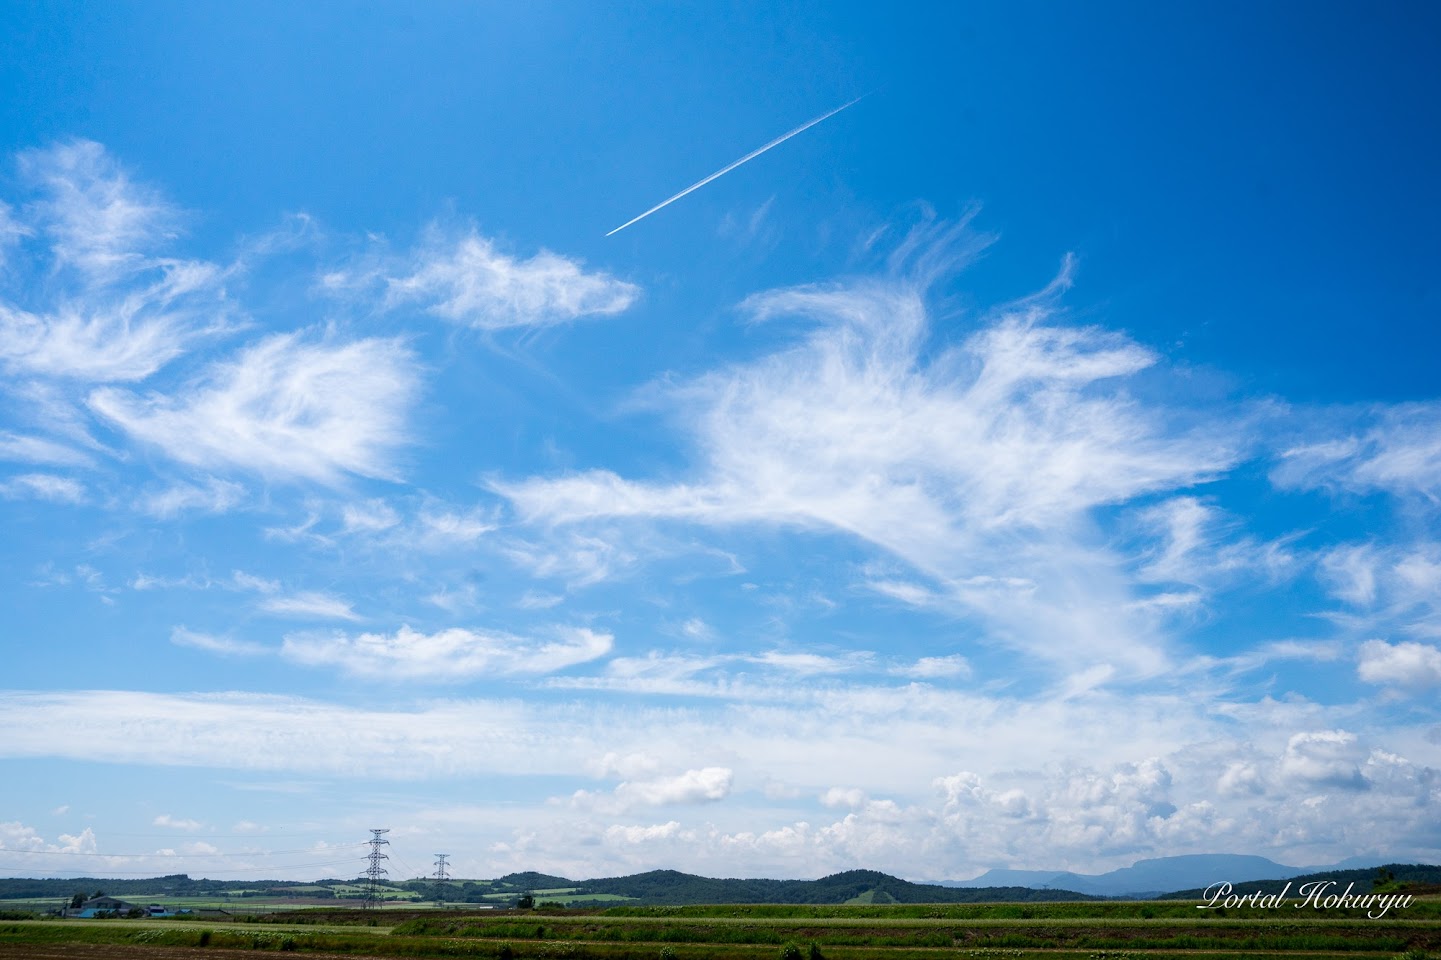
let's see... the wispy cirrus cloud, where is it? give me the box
[1273,402,1441,502]
[0,472,85,503]
[1316,542,1441,639]
[170,626,266,657]
[89,332,418,484]
[0,431,93,467]
[280,624,613,681]
[0,200,30,264]
[139,477,246,518]
[0,141,239,383]
[325,225,639,330]
[497,229,1238,676]
[260,591,362,622]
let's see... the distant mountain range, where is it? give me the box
[4,854,1434,907]
[943,853,1398,898]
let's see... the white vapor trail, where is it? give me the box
[606,95,866,237]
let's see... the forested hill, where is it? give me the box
[0,869,1103,905]
[1159,863,1441,900]
[577,869,1102,904]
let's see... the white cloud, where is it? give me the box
[820,786,868,809]
[1280,730,1369,790]
[18,139,176,278]
[152,813,203,831]
[1319,544,1381,606]
[260,591,361,621]
[575,768,734,813]
[280,625,613,681]
[867,578,943,607]
[0,200,29,264]
[503,531,637,587]
[0,141,237,382]
[1134,497,1296,589]
[140,477,246,517]
[341,498,401,534]
[590,752,662,779]
[1273,403,1441,502]
[89,333,418,484]
[678,617,712,641]
[745,651,847,675]
[231,570,280,594]
[497,246,1237,675]
[1357,639,1441,691]
[0,432,91,466]
[416,506,495,544]
[0,472,85,503]
[1315,543,1441,640]
[894,655,971,679]
[2,684,1438,874]
[385,228,639,330]
[171,626,266,657]
[605,821,684,845]
[0,820,96,855]
[614,767,733,806]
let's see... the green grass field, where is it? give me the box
[0,897,1437,959]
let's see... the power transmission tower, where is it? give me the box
[432,853,450,908]
[362,829,390,909]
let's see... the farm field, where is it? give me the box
[1,898,1439,960]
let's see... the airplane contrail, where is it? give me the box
[606,94,866,237]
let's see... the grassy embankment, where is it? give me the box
[0,898,1438,959]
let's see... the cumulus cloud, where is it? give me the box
[0,820,96,855]
[2,685,1439,874]
[280,625,613,681]
[89,333,418,483]
[615,767,733,806]
[152,813,203,830]
[385,228,639,330]
[605,821,684,844]
[574,767,733,813]
[1357,639,1441,691]
[1280,730,1369,790]
[820,786,868,809]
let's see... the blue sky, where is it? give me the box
[2,1,1440,884]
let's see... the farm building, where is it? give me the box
[71,896,172,918]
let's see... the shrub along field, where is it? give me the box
[1,898,1439,960]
